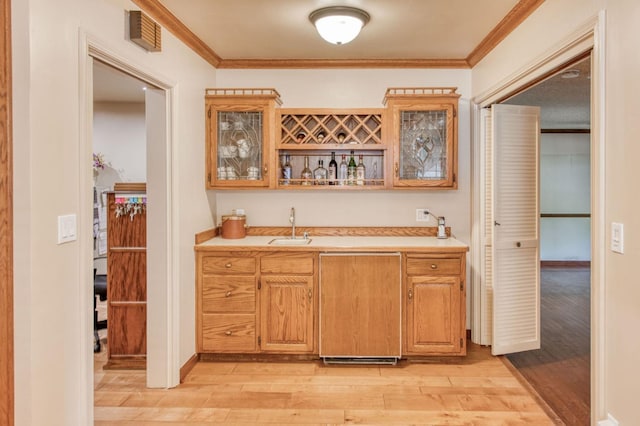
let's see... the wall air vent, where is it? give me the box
[128,10,161,52]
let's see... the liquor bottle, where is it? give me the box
[338,154,348,185]
[313,159,328,185]
[281,154,292,185]
[328,152,338,185]
[347,150,357,185]
[356,154,366,186]
[300,155,312,185]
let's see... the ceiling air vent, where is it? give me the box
[128,10,161,52]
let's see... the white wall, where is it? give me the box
[215,69,473,327]
[540,133,590,261]
[472,0,640,423]
[215,69,471,233]
[93,101,146,183]
[12,0,216,424]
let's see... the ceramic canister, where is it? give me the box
[220,214,247,239]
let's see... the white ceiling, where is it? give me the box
[157,0,520,61]
[506,57,591,129]
[93,60,148,103]
[93,1,590,128]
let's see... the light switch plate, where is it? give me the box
[611,222,624,254]
[57,214,77,244]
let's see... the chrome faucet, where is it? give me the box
[289,207,296,239]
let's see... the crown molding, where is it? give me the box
[132,0,545,70]
[131,0,222,67]
[217,58,470,69]
[466,0,546,67]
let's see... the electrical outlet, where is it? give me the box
[416,208,430,222]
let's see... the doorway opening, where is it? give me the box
[92,59,148,367]
[503,55,592,425]
[81,35,179,409]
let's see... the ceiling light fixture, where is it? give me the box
[309,6,370,45]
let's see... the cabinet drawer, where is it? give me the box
[406,256,461,276]
[261,253,314,274]
[202,256,256,275]
[202,276,255,313]
[201,313,256,352]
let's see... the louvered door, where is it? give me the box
[490,104,541,356]
[479,108,494,346]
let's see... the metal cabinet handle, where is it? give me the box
[395,162,399,177]
[430,263,438,269]
[263,164,268,175]
[408,289,413,300]
[308,289,312,301]
[225,291,232,297]
[225,263,232,268]
[225,331,232,336]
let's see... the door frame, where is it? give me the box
[470,12,606,422]
[0,0,14,424]
[78,30,180,419]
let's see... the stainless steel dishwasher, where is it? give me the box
[319,252,402,364]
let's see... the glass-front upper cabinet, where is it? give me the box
[205,88,281,188]
[384,88,459,189]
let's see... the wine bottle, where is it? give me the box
[328,152,338,185]
[347,150,357,185]
[338,154,348,185]
[300,155,312,185]
[282,154,292,185]
[356,154,366,186]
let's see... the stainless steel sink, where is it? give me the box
[268,238,312,245]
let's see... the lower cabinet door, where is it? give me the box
[260,275,314,353]
[406,275,463,355]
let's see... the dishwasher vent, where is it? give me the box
[322,357,399,366]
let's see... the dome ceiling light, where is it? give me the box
[309,6,370,45]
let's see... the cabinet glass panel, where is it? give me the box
[399,110,447,180]
[216,111,263,181]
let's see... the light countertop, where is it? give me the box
[195,235,468,253]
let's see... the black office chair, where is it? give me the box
[94,269,107,353]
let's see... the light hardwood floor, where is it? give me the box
[94,342,559,425]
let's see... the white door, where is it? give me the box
[489,104,541,356]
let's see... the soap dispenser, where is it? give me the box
[437,216,447,239]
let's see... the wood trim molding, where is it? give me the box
[541,213,590,218]
[179,353,199,383]
[541,129,591,134]
[541,260,590,268]
[466,0,546,67]
[217,58,470,70]
[196,226,451,241]
[130,0,222,67]
[194,227,218,244]
[0,0,13,423]
[130,0,543,70]
[245,226,449,237]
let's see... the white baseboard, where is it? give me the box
[598,414,619,426]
